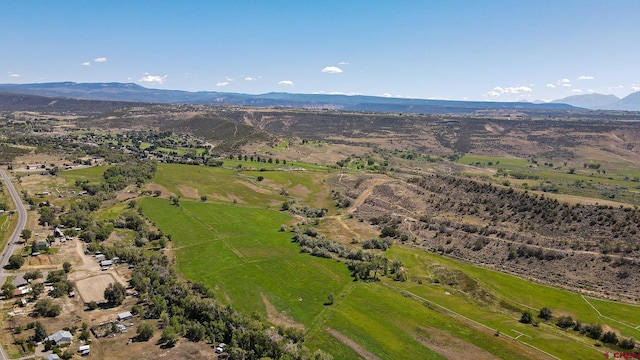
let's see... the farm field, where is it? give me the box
[137,163,638,359]
[386,246,640,339]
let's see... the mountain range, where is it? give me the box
[1,82,639,113]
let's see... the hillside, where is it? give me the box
[552,93,620,109]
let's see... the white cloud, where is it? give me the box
[546,83,556,88]
[559,78,571,84]
[578,75,594,80]
[321,66,343,73]
[631,85,640,91]
[139,73,168,84]
[8,72,21,78]
[216,81,229,87]
[484,86,533,97]
[571,89,583,93]
[81,62,91,66]
[338,61,349,65]
[244,77,256,81]
[562,83,572,87]
[94,57,107,63]
[278,80,294,86]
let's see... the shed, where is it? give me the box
[100,260,113,267]
[78,344,90,355]
[46,330,73,345]
[118,311,133,321]
[94,254,105,260]
[46,354,61,360]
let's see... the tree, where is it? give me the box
[588,323,603,339]
[104,282,126,306]
[33,321,47,342]
[24,270,43,281]
[161,327,178,347]
[21,229,32,242]
[31,282,45,299]
[35,298,61,317]
[7,254,24,269]
[619,337,636,350]
[556,315,574,329]
[519,310,532,324]
[136,322,155,341]
[2,283,16,298]
[602,331,618,344]
[538,307,553,321]
[324,293,334,305]
[200,195,207,202]
[63,261,72,273]
[87,300,98,310]
[170,195,180,207]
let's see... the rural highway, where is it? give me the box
[0,168,27,360]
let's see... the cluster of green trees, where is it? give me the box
[520,307,636,349]
[292,229,406,282]
[282,201,327,218]
[228,153,286,165]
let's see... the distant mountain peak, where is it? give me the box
[552,93,620,110]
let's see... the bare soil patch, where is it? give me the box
[177,184,199,199]
[326,327,381,360]
[143,183,171,198]
[412,326,499,360]
[288,183,311,198]
[261,294,304,330]
[75,273,119,303]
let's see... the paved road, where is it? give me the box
[0,168,27,360]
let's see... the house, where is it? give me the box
[11,286,31,297]
[78,344,90,356]
[33,240,50,251]
[46,330,73,345]
[46,354,61,360]
[118,311,133,321]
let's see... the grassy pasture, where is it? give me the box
[137,163,639,358]
[59,165,106,184]
[386,246,640,340]
[459,155,530,170]
[139,197,352,326]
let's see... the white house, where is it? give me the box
[46,330,73,345]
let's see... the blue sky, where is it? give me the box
[1,0,639,101]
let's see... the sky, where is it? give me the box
[1,0,639,102]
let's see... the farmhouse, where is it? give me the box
[46,330,73,345]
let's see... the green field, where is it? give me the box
[135,164,638,359]
[139,197,353,326]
